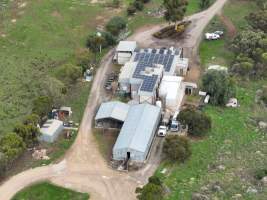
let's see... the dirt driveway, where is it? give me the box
[0,1,229,199]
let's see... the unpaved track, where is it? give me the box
[0,1,228,199]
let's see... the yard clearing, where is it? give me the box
[12,181,89,200]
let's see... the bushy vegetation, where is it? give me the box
[199,0,210,10]
[163,0,188,25]
[163,135,192,162]
[106,16,127,36]
[230,4,267,78]
[32,96,53,119]
[136,176,164,200]
[127,0,151,16]
[86,32,116,53]
[178,107,211,136]
[202,70,236,106]
[55,64,82,84]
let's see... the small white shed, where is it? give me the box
[115,41,137,65]
[39,119,64,143]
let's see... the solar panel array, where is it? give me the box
[140,75,158,92]
[132,49,179,92]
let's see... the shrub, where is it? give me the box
[32,96,53,118]
[133,0,144,11]
[127,4,137,15]
[254,168,267,180]
[55,64,82,84]
[0,133,25,161]
[136,175,164,200]
[14,123,40,147]
[178,107,211,136]
[202,70,236,106]
[106,16,127,36]
[163,135,191,162]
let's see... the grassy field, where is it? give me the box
[12,181,89,200]
[156,0,267,199]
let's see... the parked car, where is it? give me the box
[205,33,220,40]
[157,125,167,137]
[214,31,224,36]
[170,120,179,132]
[226,98,239,107]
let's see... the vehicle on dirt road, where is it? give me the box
[170,120,179,132]
[205,33,220,40]
[157,125,168,137]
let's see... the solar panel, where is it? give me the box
[159,49,164,54]
[140,75,158,92]
[152,49,157,53]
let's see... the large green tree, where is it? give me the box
[32,96,53,118]
[246,10,267,33]
[163,135,192,162]
[202,70,236,106]
[136,176,164,200]
[163,0,188,25]
[0,133,25,161]
[178,107,211,136]
[106,16,127,36]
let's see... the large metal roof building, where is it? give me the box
[112,103,161,162]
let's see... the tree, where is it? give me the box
[163,135,192,162]
[163,0,188,26]
[0,133,25,161]
[127,4,137,15]
[246,10,267,33]
[133,0,144,11]
[23,114,40,126]
[14,123,40,147]
[86,33,105,53]
[106,16,127,36]
[230,55,254,77]
[32,96,53,118]
[202,70,236,105]
[178,107,211,136]
[55,63,82,84]
[136,176,164,200]
[231,30,266,60]
[199,0,210,10]
[0,152,8,177]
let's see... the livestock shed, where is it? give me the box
[39,119,64,143]
[113,103,161,162]
[95,101,130,128]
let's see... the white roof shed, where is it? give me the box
[159,76,184,111]
[39,119,64,143]
[116,41,137,52]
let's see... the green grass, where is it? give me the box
[12,181,89,200]
[187,0,216,15]
[223,0,258,30]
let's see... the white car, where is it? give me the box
[214,31,224,36]
[205,33,220,40]
[226,98,239,107]
[157,126,167,137]
[170,120,179,132]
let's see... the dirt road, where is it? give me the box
[0,1,228,199]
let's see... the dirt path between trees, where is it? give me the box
[0,1,229,199]
[218,14,237,38]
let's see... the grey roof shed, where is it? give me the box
[95,101,130,122]
[113,103,161,162]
